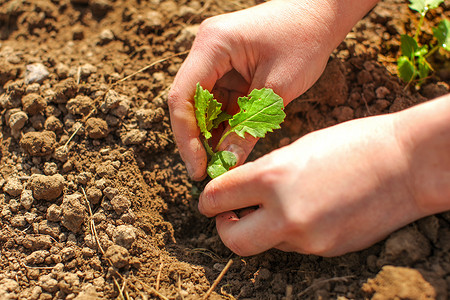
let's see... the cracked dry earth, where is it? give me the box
[0,0,449,299]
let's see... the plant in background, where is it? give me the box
[397,0,449,85]
[194,83,286,179]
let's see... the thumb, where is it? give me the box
[216,130,259,167]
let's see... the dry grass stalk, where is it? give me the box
[202,259,233,300]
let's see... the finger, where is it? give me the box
[168,40,232,180]
[198,161,268,217]
[215,208,283,256]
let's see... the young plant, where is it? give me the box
[397,0,450,84]
[194,83,286,179]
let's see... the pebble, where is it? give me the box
[61,193,87,233]
[85,117,109,139]
[80,63,97,78]
[113,225,136,249]
[46,204,62,222]
[120,129,147,145]
[3,177,23,197]
[8,111,28,135]
[20,189,34,210]
[99,29,114,44]
[86,187,102,205]
[25,63,49,84]
[110,195,131,215]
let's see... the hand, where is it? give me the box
[198,94,450,257]
[168,0,378,180]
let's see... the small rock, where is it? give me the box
[20,131,56,156]
[111,195,131,215]
[9,199,20,212]
[113,225,136,249]
[136,107,165,129]
[86,187,102,205]
[25,63,49,84]
[111,100,130,118]
[99,29,114,44]
[28,174,65,201]
[105,244,129,268]
[25,83,40,94]
[21,93,47,115]
[20,189,34,210]
[120,129,147,145]
[103,187,119,200]
[8,111,28,135]
[61,193,87,233]
[80,63,97,78]
[85,117,109,139]
[100,90,123,112]
[46,204,62,222]
[60,246,76,262]
[3,177,23,197]
[43,162,58,175]
[53,146,69,162]
[44,116,63,132]
[66,95,95,116]
[55,63,69,79]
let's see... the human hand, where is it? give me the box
[168,0,379,180]
[198,112,424,257]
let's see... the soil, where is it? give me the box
[0,0,449,299]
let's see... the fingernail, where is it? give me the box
[225,144,245,166]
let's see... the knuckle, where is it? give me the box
[201,182,221,215]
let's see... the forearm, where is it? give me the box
[395,94,450,215]
[276,0,380,52]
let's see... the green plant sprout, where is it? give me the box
[397,0,450,85]
[194,83,286,179]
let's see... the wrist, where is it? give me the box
[395,95,450,215]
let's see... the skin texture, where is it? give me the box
[168,0,450,257]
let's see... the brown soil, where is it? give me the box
[0,0,449,299]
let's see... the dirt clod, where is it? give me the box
[362,265,436,299]
[20,131,56,156]
[105,244,129,268]
[28,174,65,201]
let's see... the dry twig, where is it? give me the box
[202,259,233,300]
[155,257,164,291]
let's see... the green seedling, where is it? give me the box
[194,83,286,178]
[397,0,449,85]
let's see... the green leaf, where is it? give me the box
[207,151,237,179]
[433,19,450,51]
[414,44,429,57]
[400,35,418,59]
[227,88,286,139]
[194,83,225,140]
[409,0,444,13]
[212,111,232,130]
[397,56,416,82]
[417,56,432,79]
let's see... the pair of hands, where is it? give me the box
[167,0,446,257]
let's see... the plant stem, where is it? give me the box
[202,138,215,157]
[425,45,440,58]
[215,129,232,152]
[414,10,427,41]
